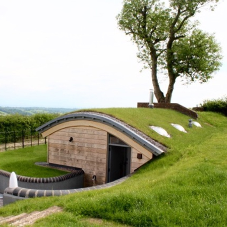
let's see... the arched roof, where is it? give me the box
[36,112,165,156]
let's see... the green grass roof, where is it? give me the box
[1,108,227,226]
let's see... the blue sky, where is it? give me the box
[0,0,226,109]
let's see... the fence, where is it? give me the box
[0,129,46,152]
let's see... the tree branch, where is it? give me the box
[174,35,185,40]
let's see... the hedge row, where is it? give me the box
[201,97,227,116]
[0,113,60,132]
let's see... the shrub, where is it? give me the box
[0,113,59,132]
[201,97,227,116]
[0,113,59,144]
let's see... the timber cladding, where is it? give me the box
[36,112,165,188]
[47,125,152,187]
[131,148,150,172]
[48,126,108,187]
[36,112,164,187]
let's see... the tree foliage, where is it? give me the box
[117,0,222,103]
[171,29,222,83]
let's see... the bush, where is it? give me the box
[0,113,60,144]
[0,113,59,132]
[201,97,227,116]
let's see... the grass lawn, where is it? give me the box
[1,108,227,226]
[0,145,67,177]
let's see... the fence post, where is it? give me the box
[22,130,24,148]
[0,128,45,150]
[13,131,16,150]
[30,128,33,147]
[4,131,7,151]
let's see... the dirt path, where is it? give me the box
[0,206,62,226]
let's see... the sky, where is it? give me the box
[0,0,226,109]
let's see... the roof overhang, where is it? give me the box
[36,112,165,156]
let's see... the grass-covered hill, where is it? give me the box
[1,108,227,226]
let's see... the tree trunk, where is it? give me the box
[165,30,177,103]
[150,51,165,103]
[165,76,176,103]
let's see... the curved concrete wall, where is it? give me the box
[3,175,129,206]
[0,169,84,194]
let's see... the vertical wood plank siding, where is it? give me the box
[48,126,107,187]
[48,126,152,187]
[131,148,150,172]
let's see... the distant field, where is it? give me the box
[0,106,77,116]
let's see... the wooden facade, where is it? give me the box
[48,125,151,187]
[48,126,108,186]
[37,112,165,187]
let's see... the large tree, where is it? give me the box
[117,0,222,103]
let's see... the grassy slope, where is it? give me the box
[1,108,227,226]
[0,145,67,177]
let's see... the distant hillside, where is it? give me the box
[0,107,77,116]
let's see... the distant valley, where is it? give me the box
[0,106,78,115]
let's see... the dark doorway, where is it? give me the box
[107,134,131,183]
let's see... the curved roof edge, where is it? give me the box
[36,112,165,156]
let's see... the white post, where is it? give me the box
[149,89,154,108]
[9,172,18,188]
